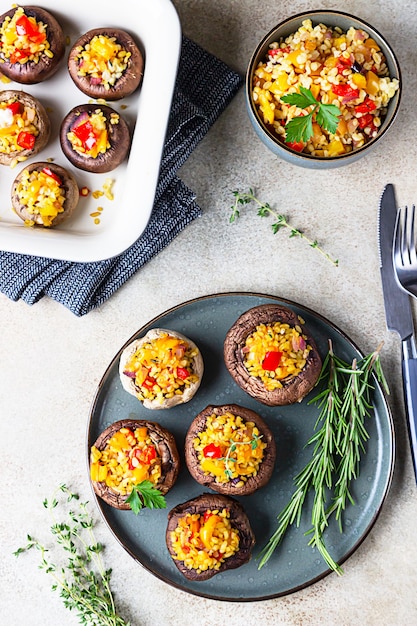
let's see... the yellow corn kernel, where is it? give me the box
[333,36,346,48]
[258,91,274,125]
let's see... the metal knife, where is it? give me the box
[379,183,417,483]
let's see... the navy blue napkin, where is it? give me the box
[0,37,243,316]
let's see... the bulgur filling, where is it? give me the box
[170,508,240,573]
[193,411,266,485]
[90,426,161,494]
[67,109,117,158]
[0,96,40,161]
[74,35,131,89]
[0,7,52,64]
[252,19,399,156]
[15,167,65,227]
[122,333,200,404]
[243,320,311,390]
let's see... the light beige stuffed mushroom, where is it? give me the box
[119,328,204,409]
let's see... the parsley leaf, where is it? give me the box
[281,86,341,144]
[125,480,166,515]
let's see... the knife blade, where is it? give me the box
[378,183,417,483]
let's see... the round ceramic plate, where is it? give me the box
[87,293,395,601]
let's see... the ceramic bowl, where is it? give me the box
[245,10,402,169]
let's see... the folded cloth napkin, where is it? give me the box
[0,37,243,316]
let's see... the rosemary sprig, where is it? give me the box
[230,188,338,266]
[258,341,388,574]
[14,484,129,626]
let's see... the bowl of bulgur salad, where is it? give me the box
[246,11,401,168]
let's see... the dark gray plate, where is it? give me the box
[87,292,395,601]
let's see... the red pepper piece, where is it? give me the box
[42,167,62,185]
[332,84,359,99]
[15,15,46,44]
[286,140,305,152]
[72,120,97,149]
[177,367,190,380]
[138,445,157,465]
[141,376,157,390]
[10,48,31,63]
[355,98,377,114]
[262,350,282,371]
[203,443,223,459]
[268,46,291,56]
[357,113,374,129]
[336,56,352,75]
[203,510,213,522]
[7,101,23,116]
[16,131,35,150]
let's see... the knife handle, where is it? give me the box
[402,336,417,483]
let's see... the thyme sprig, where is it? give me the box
[230,188,338,266]
[258,341,388,574]
[14,484,129,626]
[223,435,263,479]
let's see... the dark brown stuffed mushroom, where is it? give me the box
[224,304,322,406]
[0,90,50,166]
[166,493,255,581]
[11,161,79,228]
[0,6,65,84]
[60,103,131,173]
[90,419,180,510]
[185,404,276,496]
[68,28,144,101]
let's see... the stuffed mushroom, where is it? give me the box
[11,161,79,227]
[166,493,255,581]
[119,328,204,410]
[0,90,50,166]
[60,103,130,173]
[224,304,322,406]
[90,419,180,510]
[0,5,65,84]
[68,27,144,100]
[185,404,276,496]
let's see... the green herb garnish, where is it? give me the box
[230,188,338,266]
[257,341,389,574]
[125,480,166,515]
[223,435,263,479]
[14,484,129,626]
[281,86,340,143]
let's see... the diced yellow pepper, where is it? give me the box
[324,56,338,68]
[305,40,316,51]
[333,36,346,48]
[108,430,130,451]
[199,514,221,550]
[269,73,289,93]
[337,118,348,136]
[351,73,367,89]
[200,458,225,477]
[131,465,149,484]
[90,37,118,61]
[366,70,380,96]
[310,83,320,99]
[364,38,380,51]
[286,49,305,68]
[327,138,345,156]
[90,462,108,482]
[135,427,148,441]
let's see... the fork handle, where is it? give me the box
[401,336,417,483]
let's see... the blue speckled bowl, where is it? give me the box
[245,10,402,169]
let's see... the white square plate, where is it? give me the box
[0,0,181,262]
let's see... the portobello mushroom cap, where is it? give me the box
[59,103,131,173]
[90,419,180,510]
[0,6,65,84]
[67,28,144,100]
[166,493,255,581]
[119,328,204,409]
[185,404,276,495]
[0,90,50,165]
[11,161,79,227]
[224,304,322,406]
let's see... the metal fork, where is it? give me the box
[393,204,417,298]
